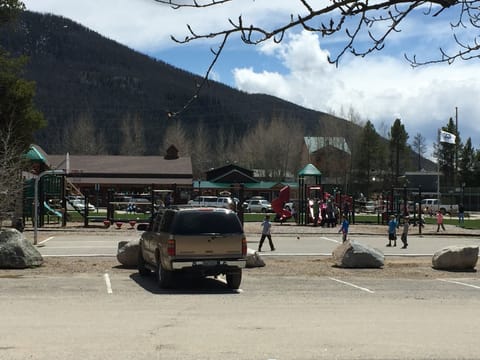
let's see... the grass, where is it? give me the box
[350,214,480,229]
[64,210,150,223]
[51,210,480,230]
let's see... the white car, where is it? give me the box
[364,201,377,213]
[244,199,273,213]
[67,199,96,212]
[188,196,234,209]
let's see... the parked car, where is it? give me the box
[362,201,377,213]
[137,207,246,289]
[421,199,458,215]
[129,197,151,213]
[188,196,234,209]
[67,199,96,212]
[243,199,273,213]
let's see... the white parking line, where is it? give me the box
[103,273,113,294]
[42,254,115,257]
[37,236,55,246]
[438,278,480,290]
[41,246,114,249]
[329,277,375,293]
[320,236,341,243]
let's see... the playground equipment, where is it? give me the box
[272,186,292,222]
[298,164,322,225]
[43,201,63,218]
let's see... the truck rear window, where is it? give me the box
[172,211,243,235]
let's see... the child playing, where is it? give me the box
[387,215,397,247]
[258,215,275,252]
[338,215,349,242]
[401,216,409,249]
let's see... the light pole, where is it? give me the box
[34,169,65,245]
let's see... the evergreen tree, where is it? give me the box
[0,0,24,25]
[1,1,44,151]
[355,120,381,198]
[0,50,45,152]
[389,119,409,186]
[458,138,476,186]
[0,0,45,224]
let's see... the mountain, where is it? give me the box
[0,11,360,156]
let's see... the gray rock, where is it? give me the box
[0,228,43,268]
[116,239,140,268]
[332,239,384,268]
[246,248,265,268]
[432,245,479,271]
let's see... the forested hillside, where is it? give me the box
[3,11,436,186]
[0,11,359,159]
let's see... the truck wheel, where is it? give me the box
[137,249,150,277]
[157,261,174,289]
[226,269,242,290]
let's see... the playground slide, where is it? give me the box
[272,186,292,221]
[43,201,63,218]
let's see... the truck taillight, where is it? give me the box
[242,236,247,256]
[168,238,175,256]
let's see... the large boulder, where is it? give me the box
[116,239,140,268]
[332,239,384,268]
[246,248,265,268]
[432,245,479,271]
[0,228,43,268]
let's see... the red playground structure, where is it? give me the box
[272,186,292,222]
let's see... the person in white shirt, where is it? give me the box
[258,215,275,252]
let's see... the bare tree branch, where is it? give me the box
[0,119,26,227]
[157,0,478,113]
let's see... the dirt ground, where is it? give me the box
[1,220,478,279]
[1,255,478,280]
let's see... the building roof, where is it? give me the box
[206,164,255,182]
[298,163,322,176]
[25,144,49,164]
[193,181,298,190]
[48,154,193,185]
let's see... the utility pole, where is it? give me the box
[455,106,458,188]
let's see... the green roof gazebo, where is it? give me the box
[298,164,322,225]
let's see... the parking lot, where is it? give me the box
[1,224,480,360]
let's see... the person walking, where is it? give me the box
[387,215,397,247]
[458,204,465,225]
[401,216,409,249]
[258,215,275,252]
[338,215,349,242]
[436,211,446,232]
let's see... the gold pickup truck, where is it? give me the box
[137,207,247,289]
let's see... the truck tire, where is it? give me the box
[226,269,242,289]
[137,249,150,277]
[157,260,174,289]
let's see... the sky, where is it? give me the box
[22,0,480,158]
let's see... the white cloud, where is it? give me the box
[23,0,480,149]
[22,0,306,52]
[233,31,480,148]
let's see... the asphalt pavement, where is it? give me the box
[3,221,480,360]
[28,220,480,258]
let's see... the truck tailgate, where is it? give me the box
[174,233,243,258]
